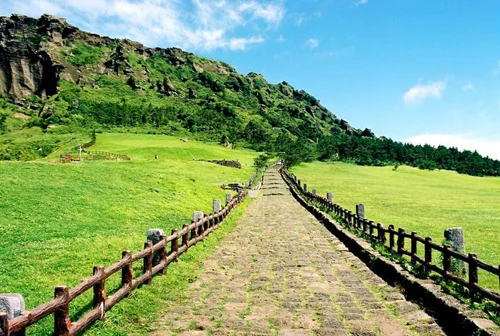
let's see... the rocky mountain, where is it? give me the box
[0,14,373,146]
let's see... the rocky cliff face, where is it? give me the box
[0,13,373,140]
[0,15,69,100]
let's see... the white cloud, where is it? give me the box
[228,36,264,50]
[462,82,475,91]
[0,0,284,51]
[307,38,319,49]
[403,81,446,104]
[405,133,500,160]
[354,0,368,6]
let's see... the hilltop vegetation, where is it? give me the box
[1,14,499,176]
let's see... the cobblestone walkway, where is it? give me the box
[152,168,445,336]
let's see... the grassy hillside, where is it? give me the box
[291,162,500,289]
[0,133,258,334]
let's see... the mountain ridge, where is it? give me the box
[0,13,370,140]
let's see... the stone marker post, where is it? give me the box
[0,294,26,336]
[193,211,204,222]
[225,193,232,206]
[147,229,165,267]
[213,199,222,213]
[444,227,466,276]
[356,203,365,221]
[312,189,317,196]
[327,192,333,203]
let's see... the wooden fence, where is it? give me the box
[281,169,500,306]
[1,191,247,336]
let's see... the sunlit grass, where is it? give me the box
[292,161,500,290]
[0,133,258,334]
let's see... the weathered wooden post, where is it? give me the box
[93,266,106,320]
[388,225,395,250]
[397,228,405,255]
[54,286,70,336]
[411,232,418,264]
[312,189,317,196]
[443,245,451,276]
[368,220,375,237]
[121,251,133,291]
[444,227,466,276]
[327,192,333,203]
[0,294,25,336]
[424,237,433,272]
[468,253,478,300]
[160,234,167,275]
[143,241,153,285]
[303,183,307,192]
[171,229,179,262]
[298,179,301,189]
[147,229,165,268]
[182,224,189,248]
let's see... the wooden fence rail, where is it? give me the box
[2,191,247,336]
[281,169,500,306]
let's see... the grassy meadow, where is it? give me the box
[0,133,258,335]
[292,162,500,290]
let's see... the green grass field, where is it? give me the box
[292,162,500,290]
[0,133,258,335]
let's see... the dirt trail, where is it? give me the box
[152,167,445,336]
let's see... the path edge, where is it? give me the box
[283,172,496,336]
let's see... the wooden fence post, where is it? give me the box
[443,245,451,276]
[160,234,167,275]
[468,253,478,300]
[182,224,189,248]
[410,232,418,264]
[363,219,368,233]
[171,229,179,262]
[54,286,70,336]
[377,223,385,244]
[121,251,133,291]
[93,266,106,321]
[369,221,374,238]
[0,312,8,336]
[397,228,405,255]
[388,225,395,250]
[424,237,432,272]
[143,241,153,285]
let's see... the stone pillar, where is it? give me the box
[0,294,26,336]
[225,193,232,206]
[327,192,333,203]
[312,189,317,196]
[303,184,308,192]
[356,203,365,221]
[213,199,222,212]
[147,228,165,267]
[193,211,204,222]
[444,227,466,276]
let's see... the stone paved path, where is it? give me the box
[152,167,445,336]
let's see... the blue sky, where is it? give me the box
[1,0,499,158]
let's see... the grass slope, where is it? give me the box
[0,133,258,334]
[292,162,500,290]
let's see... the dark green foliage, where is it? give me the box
[63,42,110,66]
[0,113,7,133]
[2,18,499,177]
